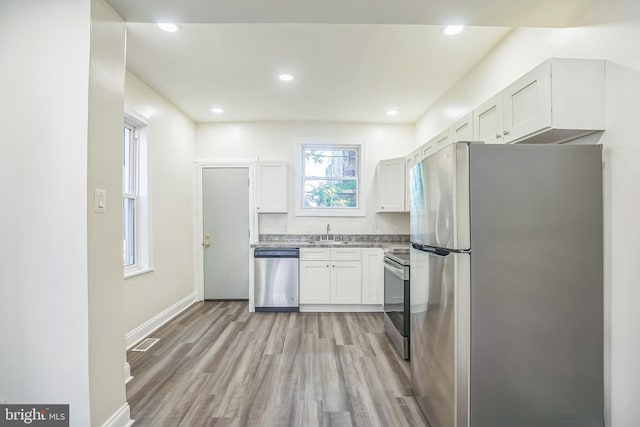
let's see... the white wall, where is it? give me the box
[414,4,640,426]
[196,122,413,235]
[87,0,129,425]
[123,71,197,333]
[0,0,92,425]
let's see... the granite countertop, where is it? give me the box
[251,234,410,250]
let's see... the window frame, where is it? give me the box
[123,121,138,270]
[295,142,366,217]
[123,113,153,278]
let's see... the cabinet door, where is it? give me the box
[376,157,405,212]
[422,141,436,159]
[300,261,331,304]
[431,128,452,150]
[405,154,415,212]
[361,248,383,305]
[473,93,505,144]
[330,261,362,304]
[452,112,474,142]
[503,61,552,143]
[255,162,287,213]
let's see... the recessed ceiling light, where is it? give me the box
[211,107,224,114]
[386,110,399,116]
[279,73,294,82]
[442,25,464,36]
[158,23,180,33]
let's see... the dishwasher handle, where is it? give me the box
[254,248,299,258]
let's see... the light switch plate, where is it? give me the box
[94,189,107,213]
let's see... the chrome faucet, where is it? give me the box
[324,223,334,241]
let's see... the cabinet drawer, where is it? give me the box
[300,247,331,260]
[330,248,362,261]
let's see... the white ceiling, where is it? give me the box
[113,0,594,124]
[107,0,593,26]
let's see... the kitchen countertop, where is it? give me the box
[251,233,410,250]
[251,241,409,249]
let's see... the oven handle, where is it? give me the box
[384,259,406,279]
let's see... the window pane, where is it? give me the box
[303,179,357,208]
[123,127,131,193]
[123,197,136,266]
[303,148,358,179]
[123,125,136,194]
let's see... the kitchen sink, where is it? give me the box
[307,240,351,245]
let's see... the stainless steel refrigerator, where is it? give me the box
[409,142,603,427]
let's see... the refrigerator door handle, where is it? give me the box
[411,243,450,257]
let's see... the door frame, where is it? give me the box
[194,161,257,307]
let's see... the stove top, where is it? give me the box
[384,249,411,266]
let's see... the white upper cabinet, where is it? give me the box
[473,58,605,145]
[431,128,452,150]
[503,60,552,142]
[474,93,505,144]
[452,112,474,142]
[255,161,287,213]
[405,148,421,212]
[376,157,405,213]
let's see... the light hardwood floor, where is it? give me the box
[127,301,430,427]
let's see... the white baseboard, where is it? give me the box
[299,304,383,313]
[124,362,133,384]
[126,293,197,349]
[102,403,134,427]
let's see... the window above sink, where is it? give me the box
[295,142,366,217]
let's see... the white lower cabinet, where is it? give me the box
[299,260,331,304]
[330,261,362,304]
[299,248,364,305]
[361,248,384,305]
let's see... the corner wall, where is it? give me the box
[196,122,413,235]
[123,71,197,334]
[413,4,640,425]
[87,0,129,425]
[0,0,92,424]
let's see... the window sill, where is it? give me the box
[125,267,155,280]
[295,207,366,217]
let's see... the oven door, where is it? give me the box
[384,257,409,337]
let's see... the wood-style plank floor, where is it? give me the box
[127,301,430,427]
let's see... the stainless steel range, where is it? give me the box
[383,248,410,360]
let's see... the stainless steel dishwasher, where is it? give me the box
[254,248,299,312]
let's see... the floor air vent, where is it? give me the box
[131,338,160,352]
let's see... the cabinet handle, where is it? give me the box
[326,265,329,268]
[495,133,502,139]
[332,265,336,268]
[503,130,510,136]
[381,206,385,209]
[256,206,260,210]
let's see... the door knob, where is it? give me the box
[203,241,210,248]
[204,234,210,239]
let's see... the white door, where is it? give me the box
[202,168,250,300]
